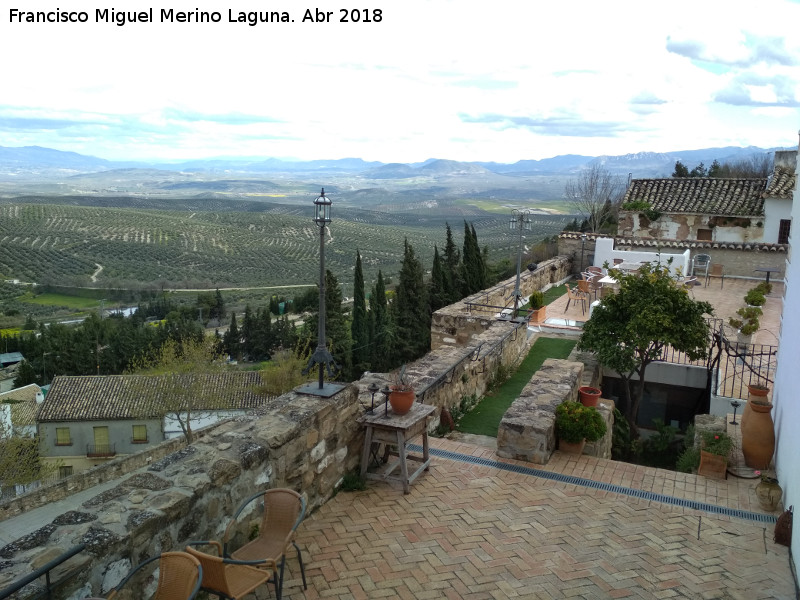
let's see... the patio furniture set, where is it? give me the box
[86,488,308,600]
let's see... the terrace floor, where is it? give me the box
[275,433,793,599]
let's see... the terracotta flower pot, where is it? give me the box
[698,450,727,479]
[388,386,415,416]
[559,439,586,455]
[578,386,601,407]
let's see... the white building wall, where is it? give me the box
[593,238,690,276]
[764,198,792,244]
[162,409,247,439]
[772,142,798,567]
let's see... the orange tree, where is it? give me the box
[577,263,713,438]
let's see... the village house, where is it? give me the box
[36,372,273,475]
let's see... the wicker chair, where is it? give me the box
[706,263,724,288]
[564,284,587,315]
[185,542,272,600]
[222,488,307,600]
[105,551,202,600]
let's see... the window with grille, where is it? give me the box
[778,219,791,244]
[132,424,148,443]
[55,427,71,445]
[59,466,73,478]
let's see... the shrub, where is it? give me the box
[525,291,545,310]
[700,430,733,457]
[555,401,607,444]
[744,289,766,306]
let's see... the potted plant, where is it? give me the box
[524,291,546,323]
[389,365,415,416]
[578,386,602,407]
[697,430,733,479]
[555,400,607,454]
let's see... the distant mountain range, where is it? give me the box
[0,144,784,179]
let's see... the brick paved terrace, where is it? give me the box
[275,436,793,599]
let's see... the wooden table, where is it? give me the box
[360,402,435,494]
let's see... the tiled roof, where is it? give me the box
[37,372,271,422]
[0,384,42,427]
[557,231,787,251]
[763,167,797,199]
[621,178,767,216]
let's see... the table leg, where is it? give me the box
[360,426,373,480]
[422,431,430,471]
[396,430,410,494]
[765,272,771,284]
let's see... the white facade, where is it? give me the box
[773,142,798,567]
[593,237,690,277]
[764,197,792,244]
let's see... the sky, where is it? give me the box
[1,0,799,164]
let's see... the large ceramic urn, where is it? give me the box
[741,399,775,470]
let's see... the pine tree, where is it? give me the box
[241,305,256,360]
[351,250,370,378]
[393,239,430,363]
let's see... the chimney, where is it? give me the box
[36,391,44,404]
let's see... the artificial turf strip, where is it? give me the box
[456,336,577,437]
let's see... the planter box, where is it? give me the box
[698,450,727,479]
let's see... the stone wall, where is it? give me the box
[497,357,613,464]
[431,256,572,351]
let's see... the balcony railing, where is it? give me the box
[86,443,116,458]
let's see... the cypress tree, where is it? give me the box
[443,222,460,303]
[429,245,448,312]
[223,312,241,360]
[324,269,352,378]
[351,250,369,378]
[370,270,391,372]
[393,239,430,364]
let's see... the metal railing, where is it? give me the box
[0,544,86,600]
[86,443,116,457]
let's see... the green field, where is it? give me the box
[20,292,101,309]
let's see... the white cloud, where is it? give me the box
[1,0,798,162]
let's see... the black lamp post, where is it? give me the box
[298,188,345,397]
[367,382,380,414]
[509,209,532,319]
[580,233,587,273]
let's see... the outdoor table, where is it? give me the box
[360,402,435,494]
[598,275,617,285]
[754,267,781,284]
[616,261,643,271]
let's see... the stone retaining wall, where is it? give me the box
[496,358,613,464]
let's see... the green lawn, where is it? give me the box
[457,337,577,436]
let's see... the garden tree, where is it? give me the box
[12,359,37,388]
[672,160,690,177]
[258,349,313,396]
[428,245,449,312]
[241,305,257,359]
[369,270,392,372]
[442,223,461,303]
[223,311,241,360]
[351,250,370,378]
[292,287,318,313]
[689,162,707,177]
[126,337,232,443]
[0,419,58,488]
[711,154,773,178]
[392,239,430,364]
[247,308,273,362]
[707,159,723,177]
[270,315,297,352]
[564,164,624,233]
[578,263,713,438]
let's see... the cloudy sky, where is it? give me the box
[1,0,798,163]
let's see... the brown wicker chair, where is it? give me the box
[185,542,272,600]
[222,488,307,600]
[564,284,587,315]
[106,551,202,600]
